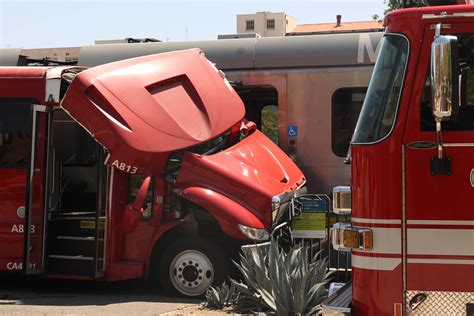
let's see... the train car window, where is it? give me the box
[332,88,367,157]
[128,174,155,221]
[261,105,278,145]
[0,99,33,167]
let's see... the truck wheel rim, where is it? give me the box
[169,250,214,296]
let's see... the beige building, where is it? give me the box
[236,12,383,38]
[237,12,297,37]
[21,47,80,63]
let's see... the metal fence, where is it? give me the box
[289,194,352,283]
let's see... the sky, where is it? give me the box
[0,0,386,49]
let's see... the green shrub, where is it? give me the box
[231,240,331,315]
[203,282,239,310]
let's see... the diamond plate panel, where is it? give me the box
[406,290,474,315]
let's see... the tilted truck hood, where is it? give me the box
[177,130,306,227]
[61,49,244,174]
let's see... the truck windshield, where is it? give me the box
[352,34,409,144]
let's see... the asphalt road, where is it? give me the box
[0,276,201,316]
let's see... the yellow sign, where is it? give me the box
[80,220,96,229]
[292,213,327,238]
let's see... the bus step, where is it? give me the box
[48,218,100,237]
[49,255,94,260]
[47,255,97,276]
[51,236,97,257]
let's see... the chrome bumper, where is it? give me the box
[321,281,352,316]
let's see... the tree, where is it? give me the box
[384,0,428,14]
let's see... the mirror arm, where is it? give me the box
[436,121,444,159]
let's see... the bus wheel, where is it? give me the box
[157,237,228,297]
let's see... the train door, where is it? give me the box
[229,74,287,155]
[235,85,279,143]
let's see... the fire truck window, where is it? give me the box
[128,174,155,221]
[332,88,367,157]
[261,105,278,145]
[0,99,33,167]
[420,71,474,131]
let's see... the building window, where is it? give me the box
[267,19,275,30]
[0,99,33,167]
[332,88,367,157]
[128,174,155,221]
[246,20,255,31]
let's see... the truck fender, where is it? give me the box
[180,186,265,239]
[144,221,180,278]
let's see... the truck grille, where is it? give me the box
[271,187,307,225]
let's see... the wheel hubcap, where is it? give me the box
[169,250,214,296]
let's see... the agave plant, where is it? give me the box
[231,240,331,315]
[203,282,239,310]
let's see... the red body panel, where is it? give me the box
[0,67,48,101]
[61,49,245,175]
[351,5,474,315]
[177,130,305,230]
[0,170,27,270]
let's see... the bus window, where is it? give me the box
[0,99,32,167]
[261,105,278,145]
[128,174,155,221]
[332,88,367,157]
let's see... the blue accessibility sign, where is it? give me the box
[287,125,298,137]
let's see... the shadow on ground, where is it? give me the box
[0,276,200,307]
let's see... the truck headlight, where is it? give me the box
[238,224,270,241]
[330,222,372,251]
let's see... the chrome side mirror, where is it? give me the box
[431,24,459,122]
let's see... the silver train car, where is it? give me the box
[0,32,383,194]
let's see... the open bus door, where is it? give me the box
[23,104,49,274]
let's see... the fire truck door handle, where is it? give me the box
[34,168,41,174]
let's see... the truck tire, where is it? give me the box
[156,237,229,297]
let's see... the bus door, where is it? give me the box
[0,99,47,273]
[24,104,49,274]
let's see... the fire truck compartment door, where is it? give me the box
[405,143,474,295]
[60,49,245,174]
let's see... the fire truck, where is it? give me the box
[0,49,306,297]
[323,1,474,315]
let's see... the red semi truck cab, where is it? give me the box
[323,3,474,315]
[0,49,305,297]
